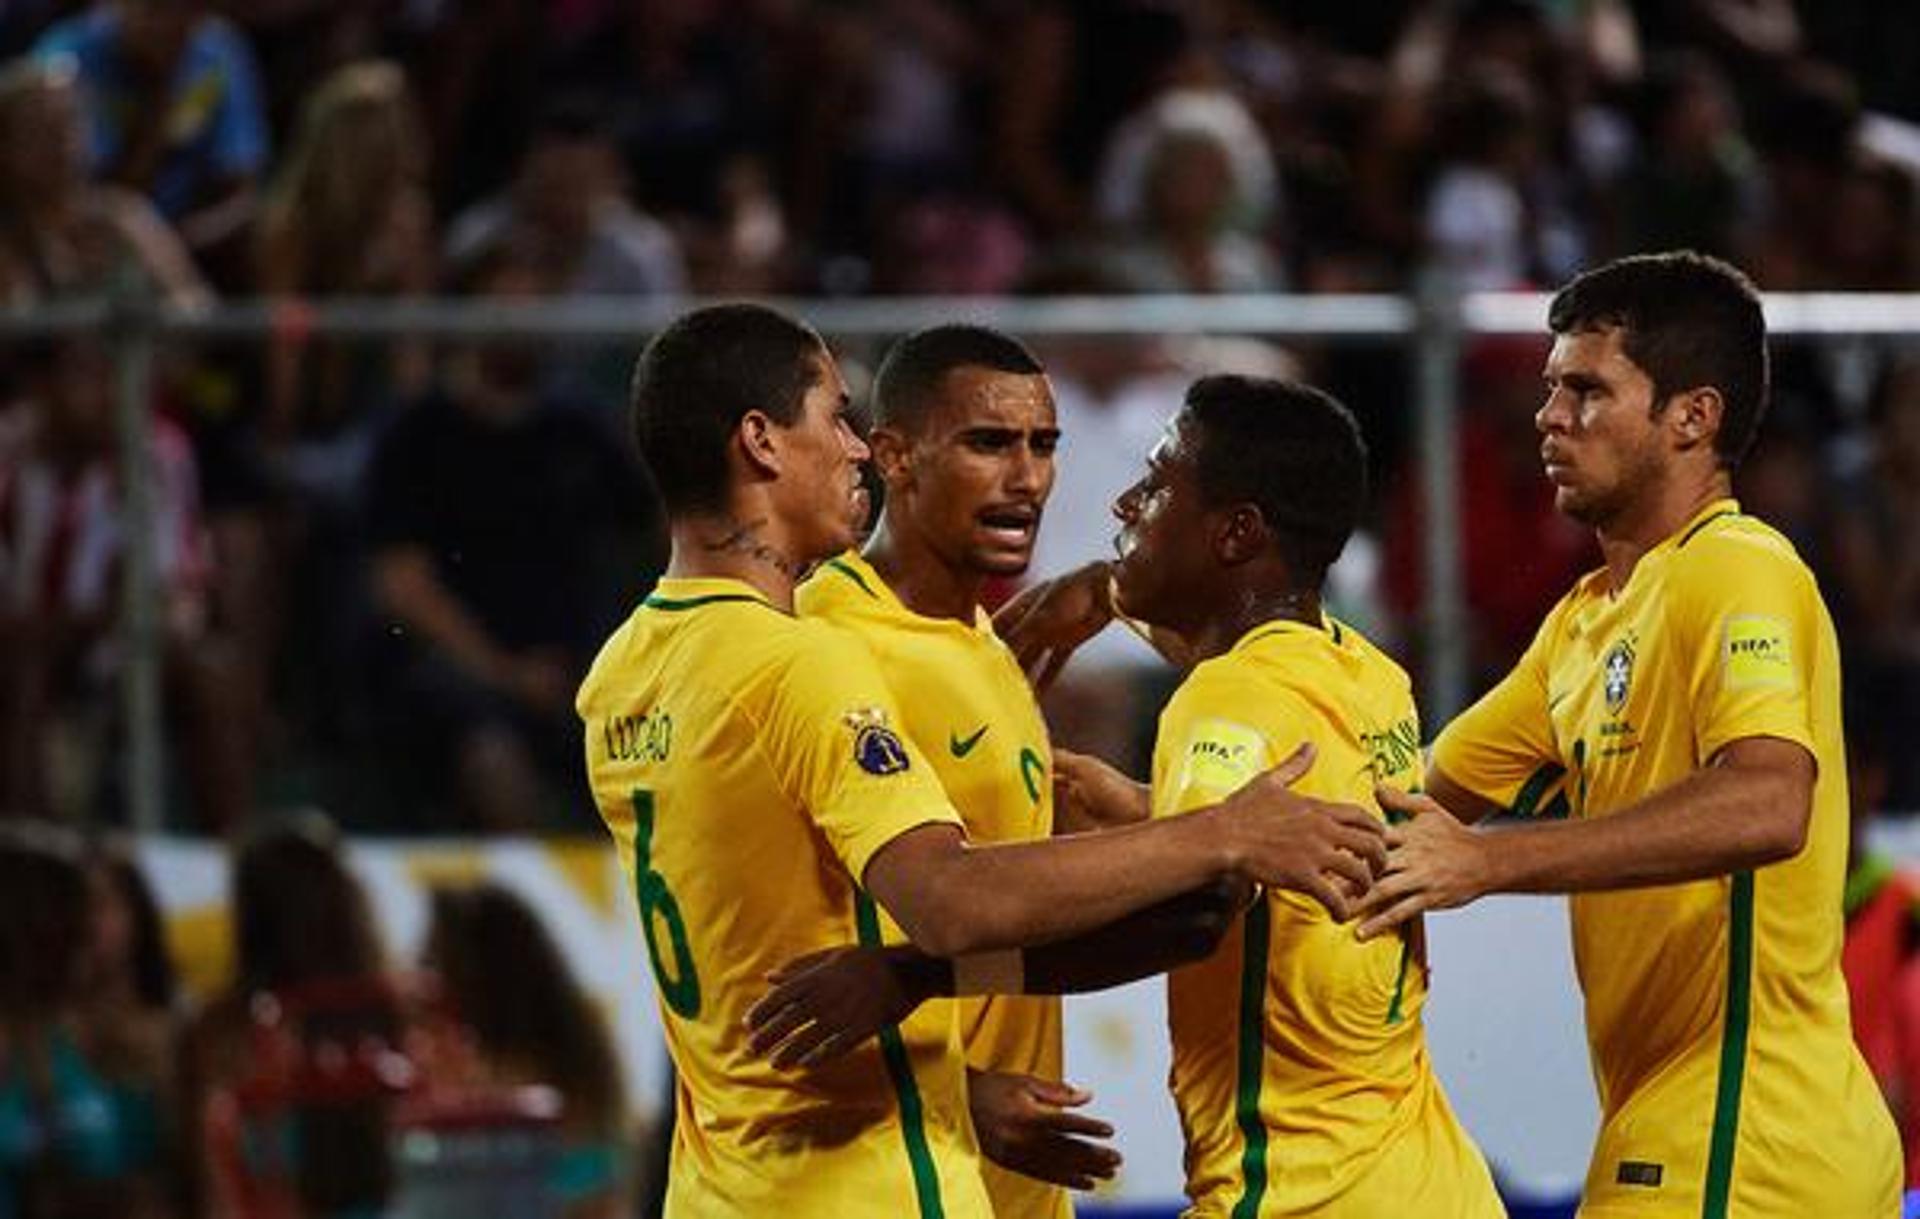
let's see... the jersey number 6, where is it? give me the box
[632,789,702,1018]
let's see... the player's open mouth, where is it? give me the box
[978,506,1038,545]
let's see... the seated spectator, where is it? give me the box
[0,58,208,312]
[364,240,662,832]
[423,882,631,1219]
[179,813,400,1219]
[0,340,247,830]
[34,0,270,279]
[0,822,171,1219]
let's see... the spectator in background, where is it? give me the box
[34,0,270,280]
[1827,356,1920,808]
[1618,51,1760,263]
[365,240,661,832]
[248,59,437,778]
[0,823,171,1219]
[446,96,684,412]
[423,882,631,1219]
[1423,66,1542,290]
[1095,85,1284,293]
[0,340,248,830]
[446,97,684,304]
[1384,337,1596,686]
[179,813,398,1219]
[993,0,1199,237]
[256,59,435,454]
[0,58,208,313]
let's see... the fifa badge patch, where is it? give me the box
[1602,639,1634,715]
[1724,616,1793,689]
[1178,719,1268,794]
[845,707,911,776]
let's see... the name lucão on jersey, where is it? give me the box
[605,710,673,763]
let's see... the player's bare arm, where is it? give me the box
[1422,767,1504,826]
[1354,735,1814,938]
[746,875,1252,1068]
[865,741,1383,958]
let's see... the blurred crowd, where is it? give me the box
[0,813,649,1219]
[0,0,1915,834]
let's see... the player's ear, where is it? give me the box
[737,409,782,478]
[1216,503,1268,564]
[866,426,913,488]
[1667,387,1723,453]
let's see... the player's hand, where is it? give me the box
[1053,748,1150,832]
[1353,787,1493,940]
[968,1070,1121,1191]
[1215,743,1387,921]
[745,945,930,1068]
[993,562,1115,691]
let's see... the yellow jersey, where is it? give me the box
[578,576,993,1219]
[1433,499,1901,1218]
[800,550,1068,1219]
[1151,616,1501,1218]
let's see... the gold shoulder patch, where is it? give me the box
[1178,719,1270,795]
[1723,616,1794,689]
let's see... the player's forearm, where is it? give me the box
[1020,877,1251,992]
[878,877,1249,1003]
[1425,766,1503,826]
[1480,752,1810,893]
[886,813,1239,957]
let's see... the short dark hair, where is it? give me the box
[1547,251,1768,467]
[629,303,825,515]
[1182,375,1368,588]
[872,324,1044,431]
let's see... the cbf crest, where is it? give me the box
[845,707,910,776]
[1602,638,1635,716]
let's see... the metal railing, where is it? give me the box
[8,286,1920,831]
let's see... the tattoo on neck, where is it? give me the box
[701,518,797,578]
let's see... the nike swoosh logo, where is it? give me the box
[949,725,990,757]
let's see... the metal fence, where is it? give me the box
[7,286,1920,831]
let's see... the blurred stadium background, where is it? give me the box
[3,2,1920,1217]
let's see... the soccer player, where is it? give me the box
[795,324,1115,1217]
[576,303,1388,1218]
[754,375,1504,1217]
[1351,252,1902,1217]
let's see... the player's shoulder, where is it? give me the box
[796,553,895,623]
[1174,645,1312,735]
[1666,508,1816,600]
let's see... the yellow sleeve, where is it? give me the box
[1152,673,1298,819]
[1431,603,1566,815]
[761,622,962,881]
[1671,532,1818,762]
